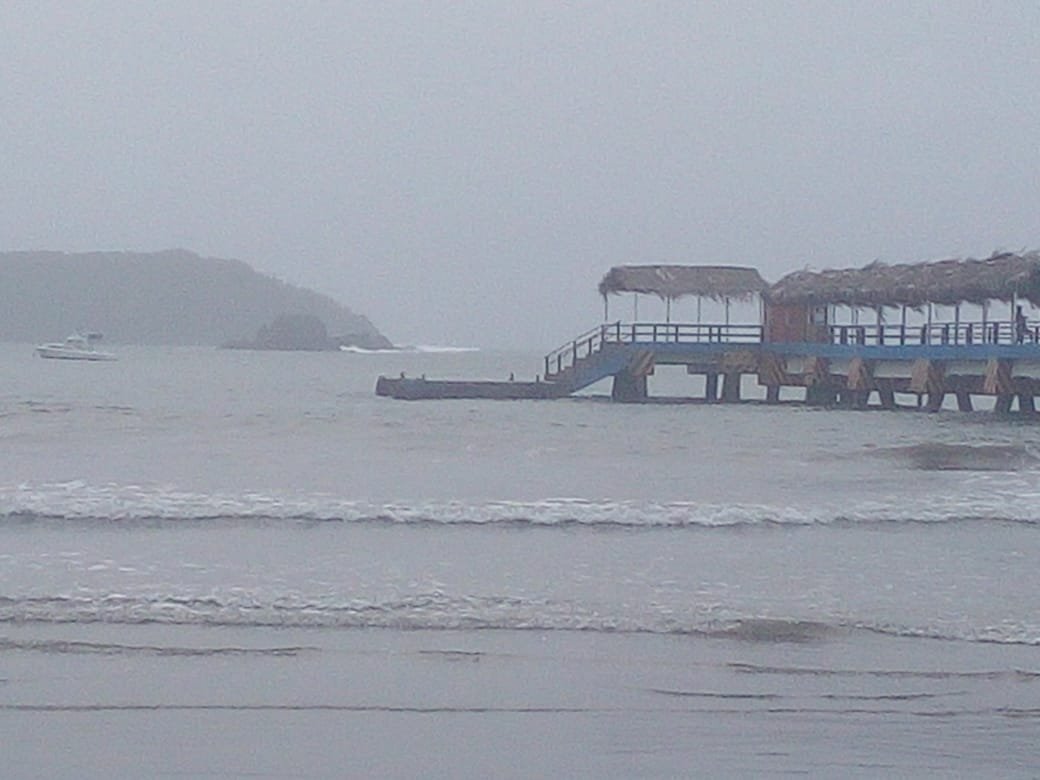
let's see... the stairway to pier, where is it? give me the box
[542,342,632,394]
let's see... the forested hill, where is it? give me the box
[0,249,392,348]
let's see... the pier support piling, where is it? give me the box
[955,390,974,412]
[721,372,741,403]
[806,384,837,407]
[704,372,718,402]
[611,370,648,403]
[926,391,946,413]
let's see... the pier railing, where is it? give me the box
[830,321,1039,346]
[611,321,764,345]
[543,321,762,378]
[543,319,1040,382]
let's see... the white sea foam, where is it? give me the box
[2,591,1038,646]
[338,344,479,354]
[3,481,1040,527]
[410,345,481,353]
[337,345,402,354]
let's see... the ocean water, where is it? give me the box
[2,342,1039,778]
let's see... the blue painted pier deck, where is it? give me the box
[375,320,1040,413]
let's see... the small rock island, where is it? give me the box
[223,313,392,351]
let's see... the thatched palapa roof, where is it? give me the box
[767,252,1040,308]
[598,265,768,301]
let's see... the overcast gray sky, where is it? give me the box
[2,2,1038,348]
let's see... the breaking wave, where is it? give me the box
[338,344,479,354]
[1,594,1039,646]
[3,481,1040,528]
[410,345,481,353]
[340,344,481,354]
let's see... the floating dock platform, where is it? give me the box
[375,375,566,401]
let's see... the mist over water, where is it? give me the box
[5,3,1040,773]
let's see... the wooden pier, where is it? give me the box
[376,320,1040,413]
[376,253,1040,414]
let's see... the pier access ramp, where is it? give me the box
[542,321,764,394]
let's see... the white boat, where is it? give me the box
[35,332,117,361]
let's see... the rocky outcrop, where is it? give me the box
[224,313,394,351]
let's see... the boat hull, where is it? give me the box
[35,346,117,361]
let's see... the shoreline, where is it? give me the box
[3,623,1038,778]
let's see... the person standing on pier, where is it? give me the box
[1015,305,1029,343]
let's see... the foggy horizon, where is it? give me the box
[3,3,1038,349]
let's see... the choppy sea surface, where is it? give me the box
[2,342,1039,778]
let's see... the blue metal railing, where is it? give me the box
[543,319,1040,381]
[543,321,762,378]
[829,321,1039,346]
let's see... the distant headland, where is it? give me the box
[0,249,392,349]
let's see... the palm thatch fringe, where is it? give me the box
[598,265,769,301]
[767,252,1040,308]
